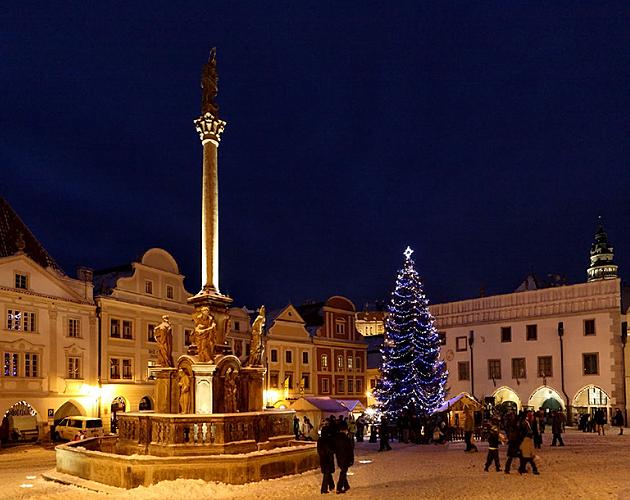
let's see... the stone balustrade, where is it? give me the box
[117,409,294,456]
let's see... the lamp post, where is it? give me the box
[469,330,475,398]
[558,321,572,425]
[621,321,628,427]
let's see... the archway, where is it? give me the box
[573,385,611,425]
[528,386,565,413]
[110,396,127,433]
[1,401,38,443]
[53,401,85,440]
[491,386,522,413]
[139,396,153,411]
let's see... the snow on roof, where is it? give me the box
[337,400,365,412]
[434,392,481,413]
[291,397,349,413]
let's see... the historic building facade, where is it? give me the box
[297,296,368,405]
[0,197,98,441]
[93,248,193,432]
[264,304,316,405]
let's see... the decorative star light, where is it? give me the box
[403,246,414,260]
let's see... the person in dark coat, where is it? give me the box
[334,420,355,494]
[483,419,502,472]
[317,423,336,494]
[504,415,522,474]
[293,415,300,440]
[551,411,565,446]
[613,408,624,435]
[355,416,365,442]
[594,408,606,436]
[378,416,392,451]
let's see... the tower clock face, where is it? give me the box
[445,349,454,361]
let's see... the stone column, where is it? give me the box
[192,363,217,414]
[193,112,226,295]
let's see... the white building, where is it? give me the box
[93,248,193,432]
[0,196,98,442]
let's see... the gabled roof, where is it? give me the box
[0,196,64,274]
[93,264,134,296]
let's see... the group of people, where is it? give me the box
[317,415,355,494]
[578,408,623,435]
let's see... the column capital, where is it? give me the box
[194,113,227,144]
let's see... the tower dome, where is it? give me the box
[587,218,618,282]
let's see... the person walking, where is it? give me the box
[504,418,523,474]
[518,432,540,475]
[595,408,606,436]
[483,419,502,472]
[293,415,301,440]
[613,408,624,435]
[463,407,478,452]
[378,416,392,451]
[334,420,355,494]
[317,423,336,494]
[550,411,565,446]
[355,415,365,442]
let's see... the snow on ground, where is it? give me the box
[3,429,630,499]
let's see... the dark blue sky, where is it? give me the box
[2,2,629,309]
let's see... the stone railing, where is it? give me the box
[117,409,294,457]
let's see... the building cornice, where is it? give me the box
[430,279,621,329]
[0,285,94,306]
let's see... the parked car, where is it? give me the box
[55,417,104,441]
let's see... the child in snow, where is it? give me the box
[484,420,502,472]
[518,432,540,475]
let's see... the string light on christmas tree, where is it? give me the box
[375,246,448,417]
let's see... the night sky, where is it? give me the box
[3,3,630,310]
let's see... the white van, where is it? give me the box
[55,417,104,441]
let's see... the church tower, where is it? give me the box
[587,218,618,282]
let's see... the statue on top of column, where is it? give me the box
[193,306,217,362]
[247,305,265,366]
[201,47,219,117]
[154,315,174,367]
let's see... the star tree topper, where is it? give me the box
[403,246,414,260]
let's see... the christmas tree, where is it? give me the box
[376,246,447,417]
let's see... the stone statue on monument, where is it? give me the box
[247,305,265,366]
[193,306,217,362]
[201,47,219,117]
[154,315,174,367]
[178,369,191,414]
[224,367,238,413]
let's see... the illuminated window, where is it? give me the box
[347,356,353,370]
[147,360,157,380]
[68,318,80,338]
[4,352,19,377]
[270,372,279,387]
[337,355,344,370]
[110,358,120,379]
[15,273,28,289]
[321,354,328,369]
[110,357,133,380]
[122,359,132,379]
[7,310,36,332]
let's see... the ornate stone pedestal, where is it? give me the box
[191,363,217,414]
[149,367,178,414]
